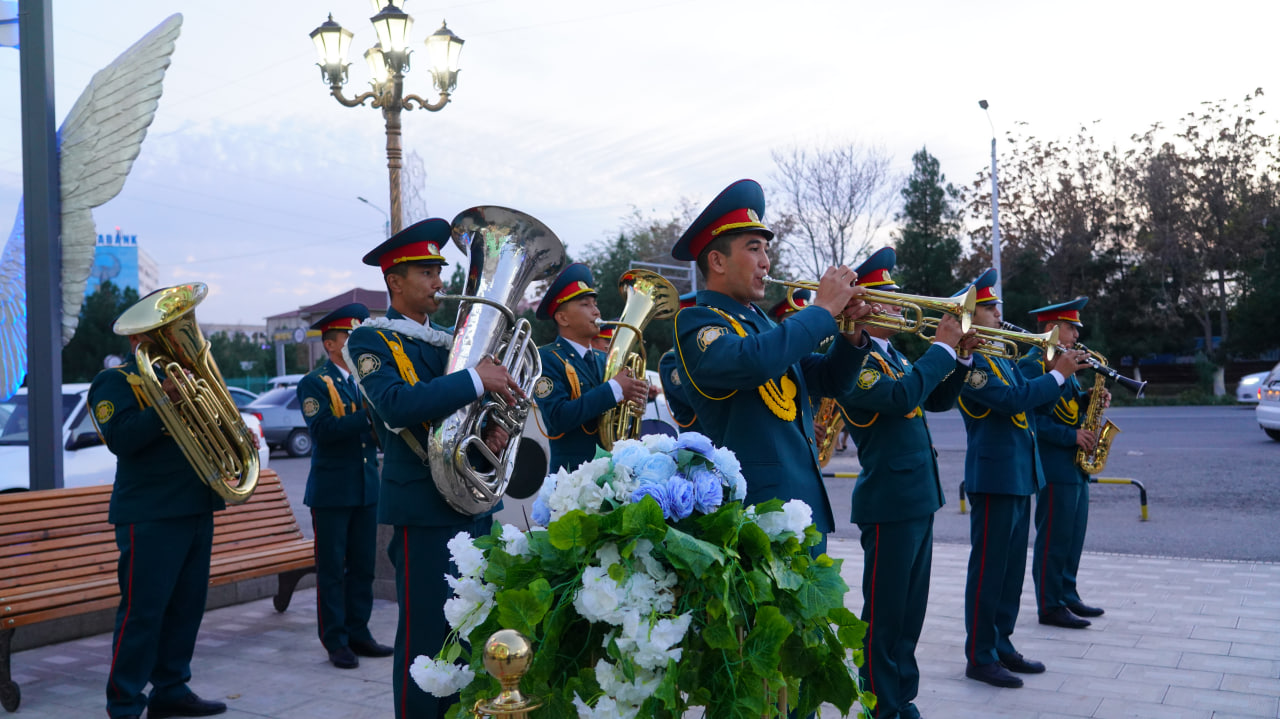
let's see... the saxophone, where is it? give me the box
[815,398,845,467]
[1076,369,1120,474]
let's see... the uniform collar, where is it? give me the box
[557,335,594,359]
[325,359,351,381]
[696,290,767,329]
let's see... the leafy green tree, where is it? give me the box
[208,331,275,385]
[62,281,138,382]
[893,147,963,298]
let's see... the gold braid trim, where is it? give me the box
[548,348,594,436]
[871,351,923,419]
[703,307,797,422]
[984,358,1029,429]
[320,375,348,418]
[375,330,432,433]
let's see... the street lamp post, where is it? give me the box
[979,99,1002,300]
[357,195,391,238]
[310,2,464,235]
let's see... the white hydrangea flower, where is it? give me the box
[410,655,475,696]
[574,566,625,624]
[641,433,677,453]
[615,612,691,670]
[594,658,661,708]
[754,499,813,540]
[499,523,530,557]
[573,692,639,719]
[594,542,622,569]
[447,531,486,578]
[443,575,495,634]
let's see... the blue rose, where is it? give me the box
[632,453,678,486]
[688,466,723,514]
[674,432,714,457]
[610,443,650,471]
[665,475,695,520]
[531,496,551,526]
[629,481,668,511]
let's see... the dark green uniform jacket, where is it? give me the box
[297,360,379,508]
[535,336,614,473]
[673,290,868,534]
[957,353,1062,496]
[658,348,702,434]
[345,307,496,527]
[88,356,225,523]
[836,341,965,524]
[1018,347,1089,485]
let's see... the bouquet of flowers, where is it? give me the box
[413,432,874,718]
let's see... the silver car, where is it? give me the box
[1236,371,1270,403]
[1255,362,1280,442]
[246,387,311,457]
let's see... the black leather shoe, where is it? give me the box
[1039,606,1091,629]
[1067,601,1105,617]
[329,646,360,669]
[998,651,1046,674]
[350,639,394,658]
[147,693,227,718]
[965,662,1023,688]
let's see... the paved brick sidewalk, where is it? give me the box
[10,540,1280,718]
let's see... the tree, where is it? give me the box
[62,281,138,382]
[208,330,275,385]
[893,147,963,298]
[770,142,898,278]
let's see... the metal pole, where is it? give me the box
[384,72,405,235]
[19,0,64,491]
[990,137,1002,299]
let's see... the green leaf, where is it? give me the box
[702,612,739,650]
[743,605,793,677]
[621,496,669,539]
[737,522,773,562]
[793,562,850,620]
[495,578,553,635]
[663,526,726,578]
[694,503,743,547]
[547,510,599,551]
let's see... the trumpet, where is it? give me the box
[1001,323,1147,396]
[763,277,977,334]
[941,321,1060,360]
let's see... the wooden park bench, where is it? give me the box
[0,469,314,712]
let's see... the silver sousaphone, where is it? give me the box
[429,207,565,515]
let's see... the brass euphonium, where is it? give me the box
[429,206,566,516]
[112,283,260,504]
[598,269,680,450]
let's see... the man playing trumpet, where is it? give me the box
[957,269,1087,689]
[832,247,979,719]
[670,179,873,559]
[1019,297,1109,629]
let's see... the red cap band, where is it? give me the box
[378,240,445,272]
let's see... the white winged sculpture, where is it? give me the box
[0,13,182,400]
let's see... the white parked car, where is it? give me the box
[0,384,269,493]
[1236,371,1271,403]
[1256,363,1280,442]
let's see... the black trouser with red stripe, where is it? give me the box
[311,504,378,653]
[106,515,213,719]
[964,493,1031,667]
[857,516,932,719]
[388,518,492,719]
[1033,481,1089,614]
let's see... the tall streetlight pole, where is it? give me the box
[310,2,464,235]
[357,195,391,238]
[979,99,1002,300]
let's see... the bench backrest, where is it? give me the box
[1,469,305,629]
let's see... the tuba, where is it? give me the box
[597,269,680,450]
[428,206,566,516]
[112,283,260,504]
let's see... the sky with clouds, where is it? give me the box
[2,0,1277,324]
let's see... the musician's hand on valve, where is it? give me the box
[932,313,964,348]
[475,357,519,405]
[814,419,829,448]
[160,377,182,403]
[615,368,649,407]
[1100,388,1112,409]
[956,329,982,356]
[1076,428,1097,452]
[482,424,510,455]
[815,265,859,318]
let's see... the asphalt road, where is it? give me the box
[823,404,1280,562]
[266,405,1280,563]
